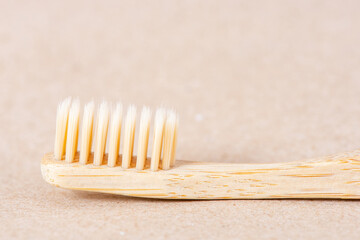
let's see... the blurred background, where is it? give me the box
[1,1,360,239]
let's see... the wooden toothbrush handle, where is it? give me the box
[42,150,360,199]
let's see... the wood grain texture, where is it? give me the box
[41,150,360,199]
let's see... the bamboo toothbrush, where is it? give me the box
[42,97,360,199]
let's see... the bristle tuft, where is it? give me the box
[150,108,166,171]
[65,99,80,163]
[108,103,123,167]
[171,115,179,166]
[93,101,110,166]
[162,110,177,170]
[136,106,151,170]
[79,101,95,164]
[122,105,137,168]
[54,97,72,160]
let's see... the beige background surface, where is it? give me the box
[1,0,360,239]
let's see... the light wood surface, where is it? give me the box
[42,150,360,199]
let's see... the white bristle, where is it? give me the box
[162,110,177,170]
[54,97,72,160]
[65,99,81,163]
[122,105,137,169]
[79,101,95,164]
[136,106,151,170]
[107,103,123,167]
[93,102,110,166]
[150,108,166,171]
[170,115,179,166]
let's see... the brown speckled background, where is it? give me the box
[1,0,360,239]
